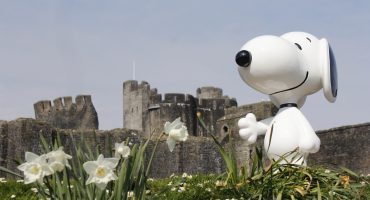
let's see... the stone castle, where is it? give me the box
[123,80,237,137]
[34,95,98,130]
[0,80,369,178]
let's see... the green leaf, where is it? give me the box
[210,134,238,184]
[55,173,64,199]
[197,116,209,133]
[0,166,22,177]
[39,132,51,152]
[340,167,358,178]
[317,181,322,200]
[116,156,132,200]
[276,190,283,200]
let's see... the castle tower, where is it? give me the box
[123,81,238,138]
[34,95,99,130]
[196,87,237,137]
[196,86,223,99]
[123,80,157,133]
[147,93,197,137]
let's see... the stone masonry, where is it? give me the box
[309,123,370,174]
[1,118,369,178]
[34,95,98,130]
[0,80,369,178]
[216,101,279,168]
[0,118,224,178]
[123,80,237,137]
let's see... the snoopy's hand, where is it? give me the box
[238,113,259,144]
[299,135,320,153]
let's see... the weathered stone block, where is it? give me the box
[216,101,278,139]
[34,95,98,130]
[6,118,54,175]
[145,136,225,178]
[0,120,8,177]
[309,123,370,174]
[179,137,225,175]
[196,87,223,99]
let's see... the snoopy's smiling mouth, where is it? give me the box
[269,71,309,95]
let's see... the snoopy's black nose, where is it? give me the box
[235,50,252,67]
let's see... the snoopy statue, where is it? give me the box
[235,32,338,165]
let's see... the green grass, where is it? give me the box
[0,180,37,200]
[1,169,369,200]
[146,169,370,200]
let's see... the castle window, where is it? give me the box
[222,125,229,134]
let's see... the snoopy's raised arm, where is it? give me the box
[238,113,273,144]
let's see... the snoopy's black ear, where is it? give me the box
[320,38,338,102]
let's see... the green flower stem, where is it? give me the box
[44,177,55,198]
[65,169,73,200]
[145,132,165,177]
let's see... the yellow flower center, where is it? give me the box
[30,165,40,175]
[96,166,106,178]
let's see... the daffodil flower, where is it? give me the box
[17,152,54,184]
[46,147,72,172]
[114,142,130,159]
[164,117,188,152]
[83,154,119,190]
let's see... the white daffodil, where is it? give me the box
[114,142,130,159]
[83,154,119,190]
[164,117,188,152]
[46,147,72,172]
[17,152,54,184]
[182,172,188,178]
[31,188,38,193]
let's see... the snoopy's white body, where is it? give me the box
[265,107,320,164]
[236,32,338,165]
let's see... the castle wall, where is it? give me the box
[148,94,197,137]
[34,95,98,130]
[3,119,54,174]
[146,136,225,177]
[216,101,278,140]
[0,118,224,178]
[309,123,370,174]
[214,101,278,169]
[0,118,369,178]
[123,81,237,138]
[197,98,237,137]
[3,80,367,178]
[0,120,8,176]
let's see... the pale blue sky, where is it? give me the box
[0,1,369,130]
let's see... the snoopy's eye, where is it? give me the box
[294,43,302,50]
[306,37,311,42]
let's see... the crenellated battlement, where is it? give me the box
[76,95,93,110]
[123,80,152,93]
[34,100,52,118]
[34,95,98,130]
[123,80,237,137]
[2,79,368,179]
[196,86,223,99]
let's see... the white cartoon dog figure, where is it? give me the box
[235,32,338,165]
